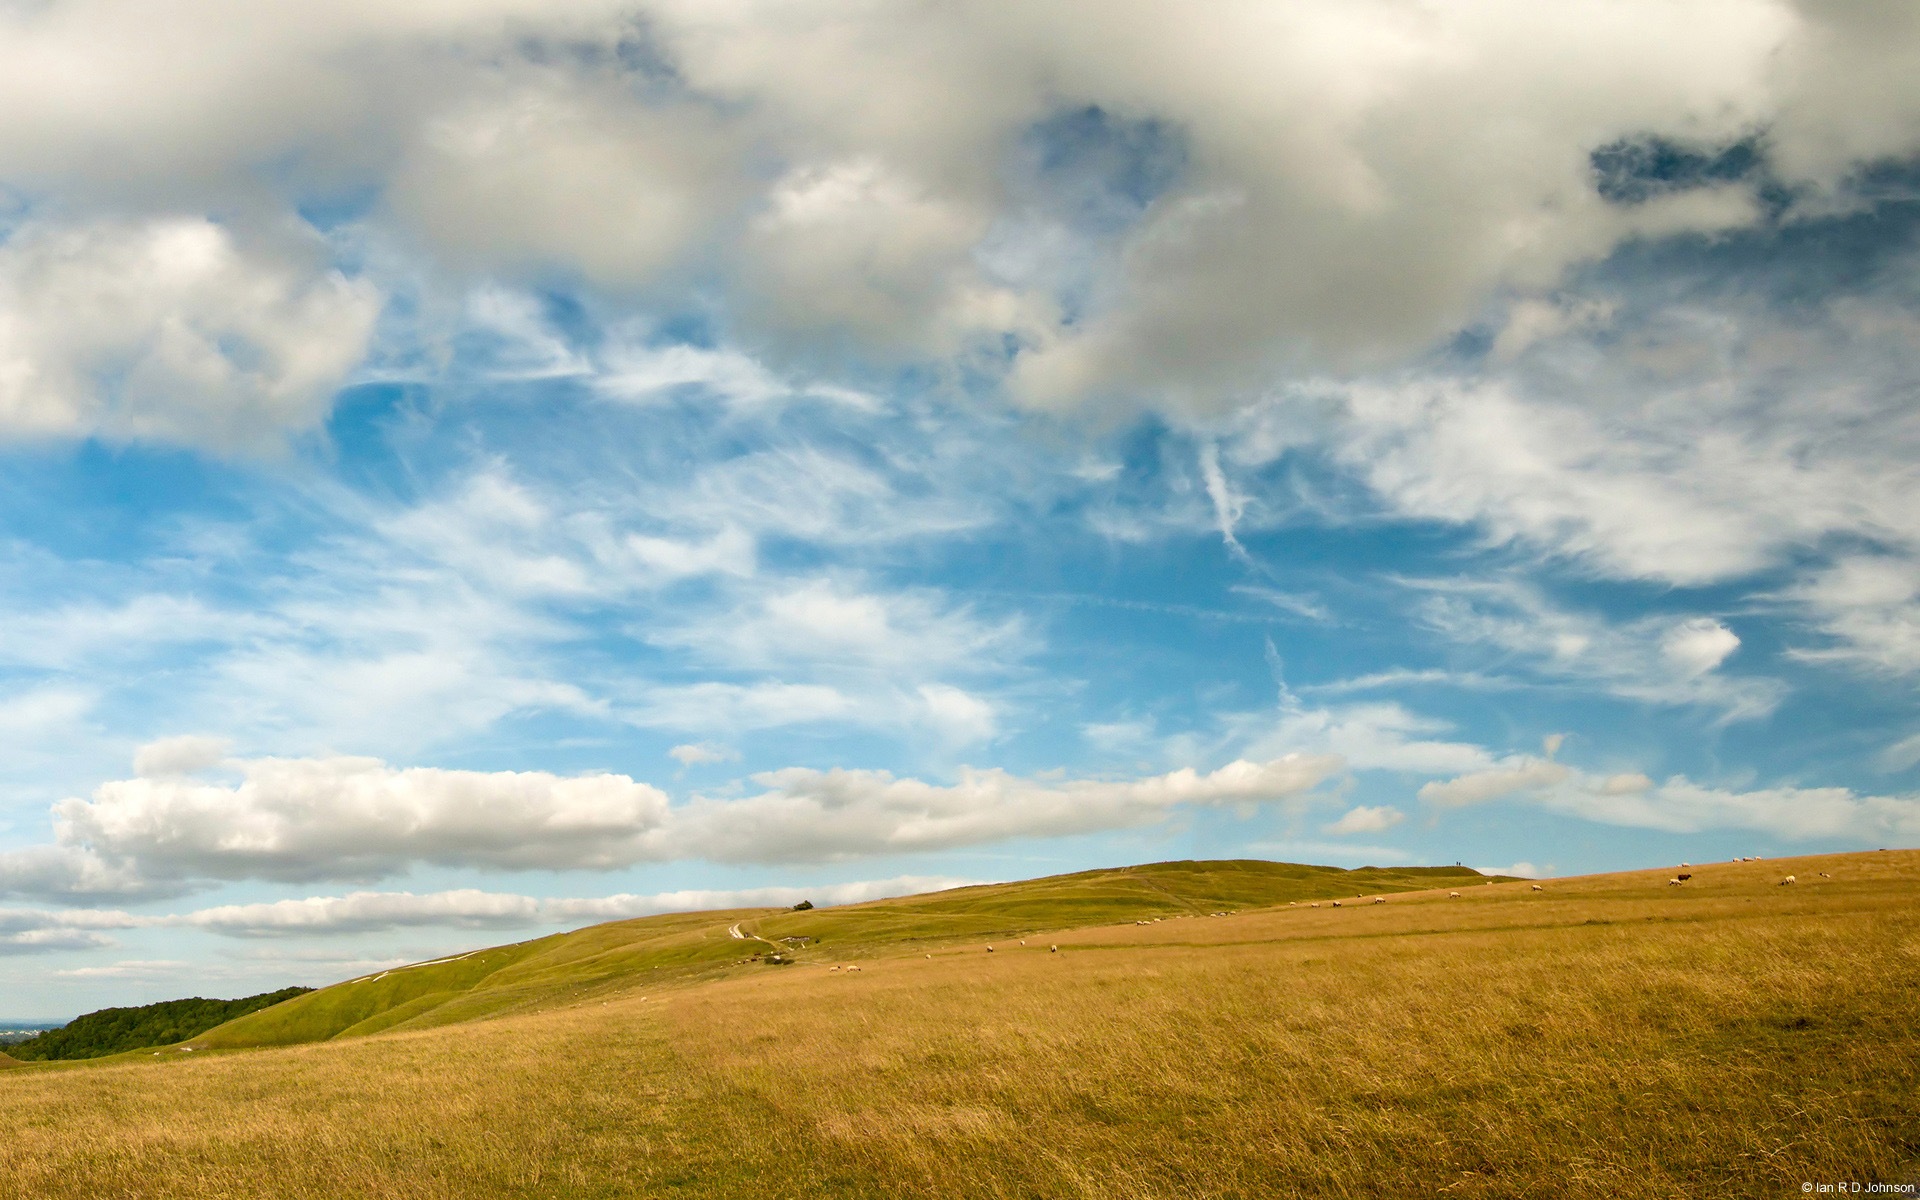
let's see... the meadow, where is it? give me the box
[1,852,1915,1198]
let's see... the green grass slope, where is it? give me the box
[197,858,1493,1052]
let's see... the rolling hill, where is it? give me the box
[2,852,1915,1199]
[198,858,1494,1050]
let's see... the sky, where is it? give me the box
[2,0,1919,1018]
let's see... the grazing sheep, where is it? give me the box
[1818,872,1831,879]
[1020,940,1026,945]
[1531,884,1544,892]
[986,945,994,952]
[1680,862,1690,868]
[1331,900,1342,908]
[1050,945,1058,953]
[1309,902,1320,909]
[1668,877,1683,886]
[847,965,863,972]
[1780,875,1796,885]
[1373,896,1386,904]
[1448,891,1461,899]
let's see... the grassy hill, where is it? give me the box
[1,852,1915,1198]
[197,858,1492,1051]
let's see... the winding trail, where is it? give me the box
[728,921,794,959]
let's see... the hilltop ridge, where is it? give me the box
[194,858,1495,1053]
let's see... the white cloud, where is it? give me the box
[1323,805,1404,835]
[1878,732,1920,775]
[391,83,740,288]
[1661,619,1741,677]
[0,217,379,450]
[668,754,1342,864]
[55,959,191,979]
[668,742,738,768]
[1547,774,1920,842]
[53,754,674,882]
[3,0,1908,424]
[1418,756,1920,843]
[184,888,544,936]
[0,928,116,954]
[1404,577,1780,721]
[0,844,176,903]
[1251,698,1498,776]
[1419,757,1572,808]
[133,735,231,779]
[1475,861,1542,879]
[3,748,1341,895]
[647,576,1027,680]
[0,904,140,954]
[1789,556,1920,677]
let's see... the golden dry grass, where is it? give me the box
[2,851,1916,1199]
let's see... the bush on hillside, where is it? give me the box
[6,987,313,1061]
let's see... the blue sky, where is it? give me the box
[3,0,1919,1017]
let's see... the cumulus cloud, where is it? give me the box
[1419,757,1572,808]
[0,904,140,955]
[391,83,741,287]
[0,0,1911,436]
[1323,805,1405,835]
[0,928,116,955]
[3,743,1340,895]
[666,755,1342,864]
[0,844,180,904]
[132,735,232,779]
[53,754,674,883]
[0,218,379,450]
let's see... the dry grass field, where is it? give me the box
[1,852,1916,1199]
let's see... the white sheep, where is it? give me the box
[1373,896,1386,904]
[1668,877,1683,886]
[986,944,995,952]
[1332,900,1343,907]
[1779,875,1795,886]
[1049,945,1058,953]
[1531,884,1544,892]
[1448,891,1461,899]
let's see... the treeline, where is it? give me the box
[6,988,313,1061]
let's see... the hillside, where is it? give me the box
[196,858,1492,1051]
[6,988,313,1062]
[1,852,1915,1198]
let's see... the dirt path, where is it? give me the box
[728,921,793,959]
